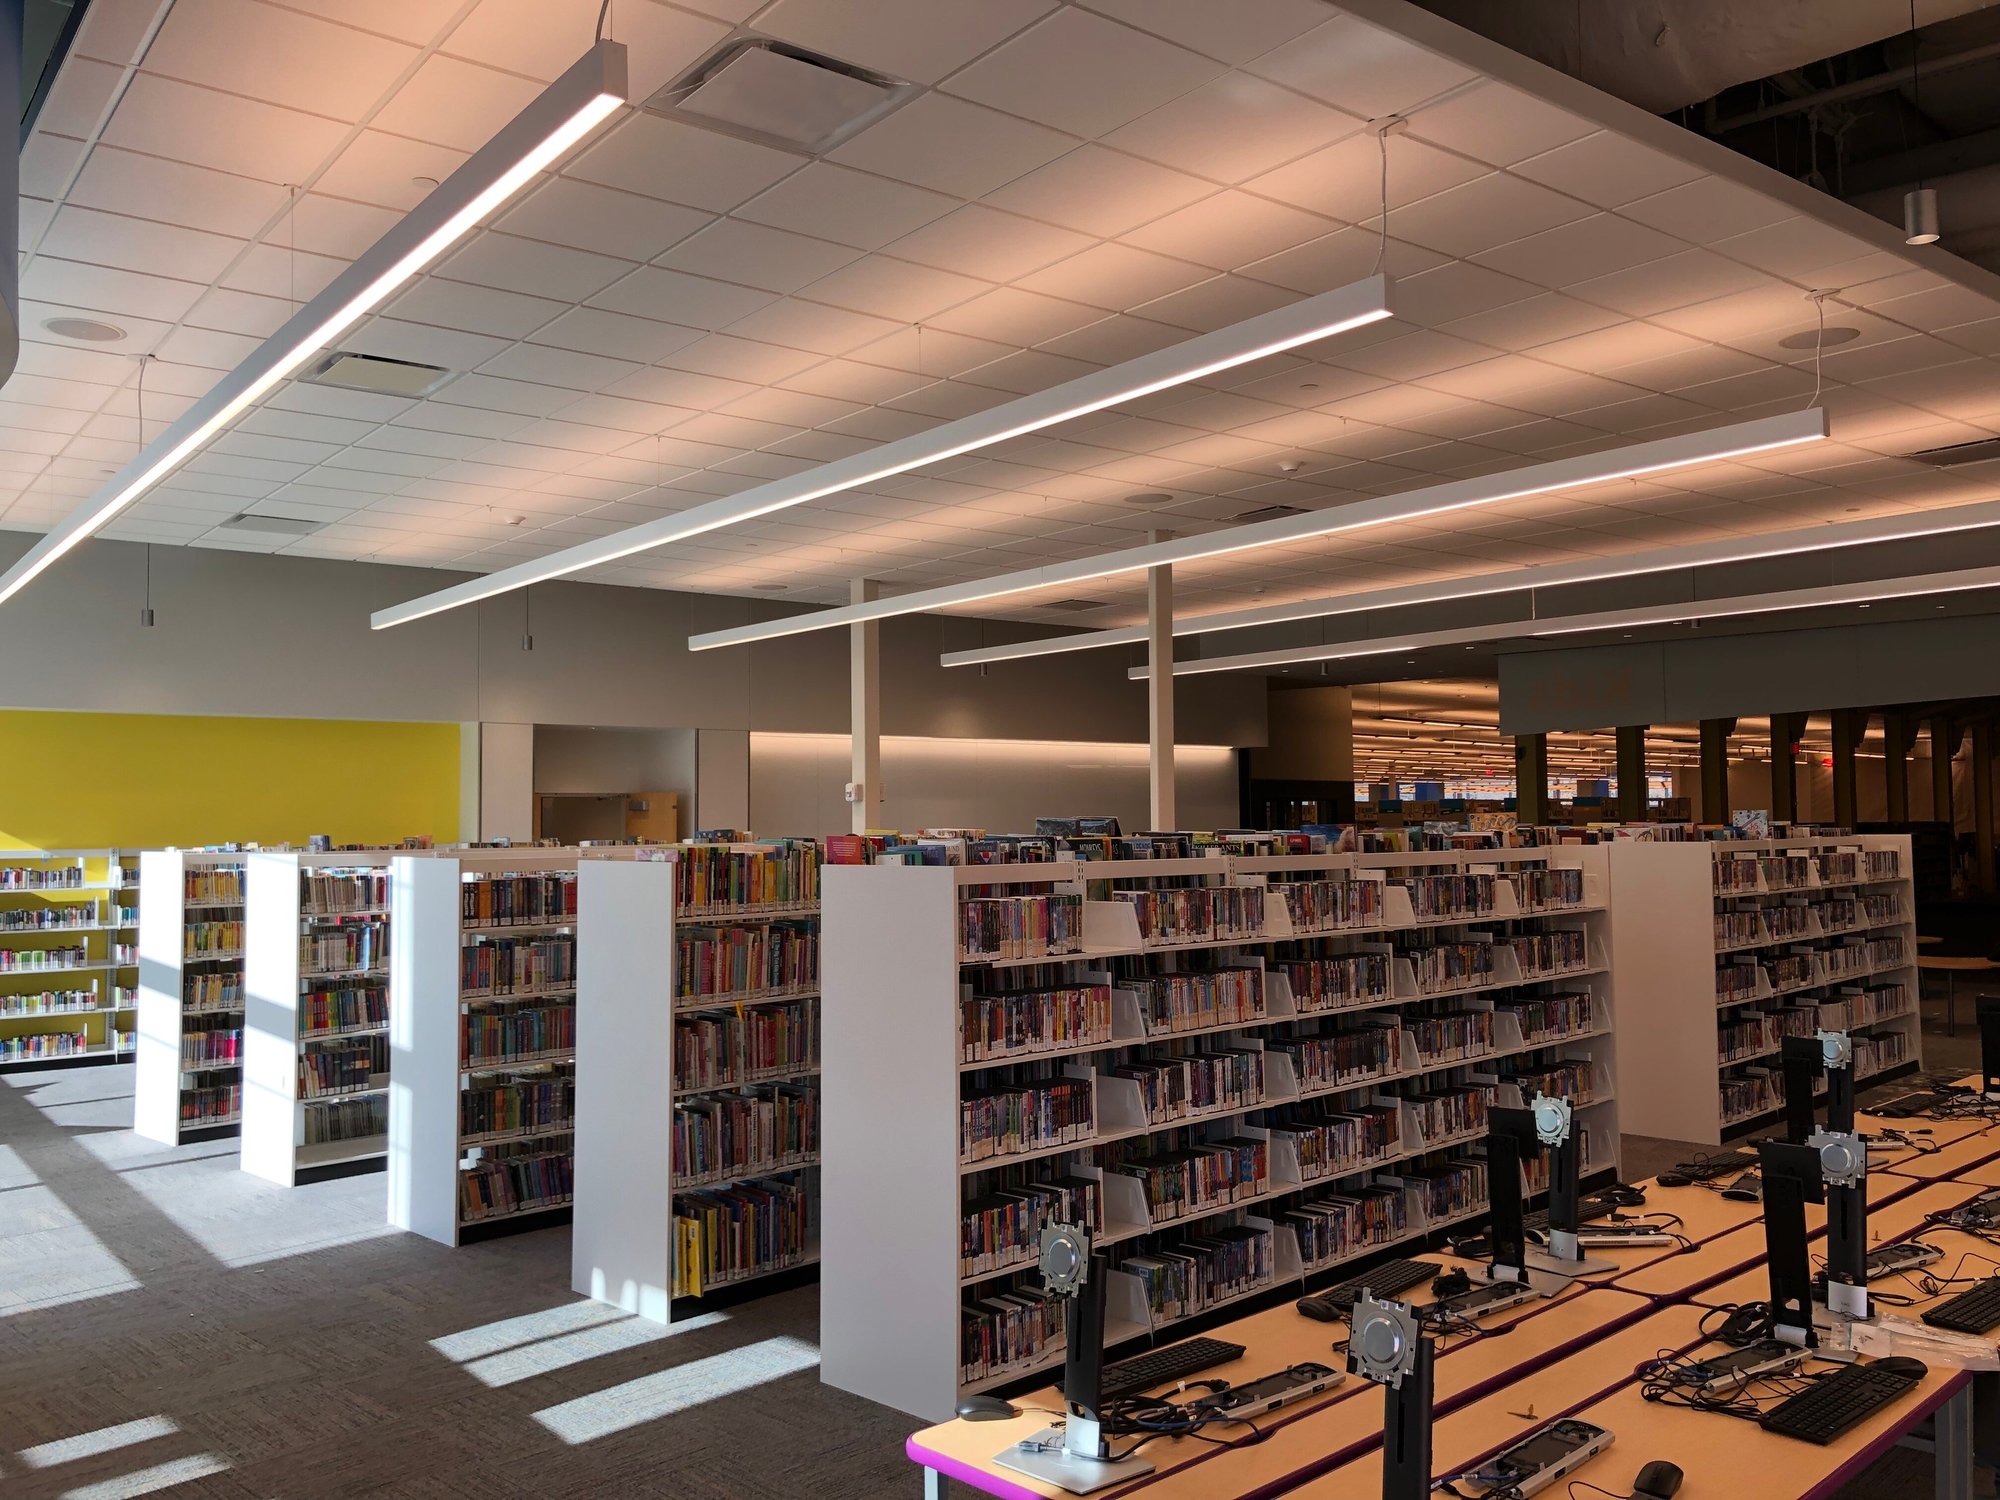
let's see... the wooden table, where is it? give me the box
[1919,954,2000,1035]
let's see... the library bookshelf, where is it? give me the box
[389,851,582,1246]
[0,849,138,1068]
[134,851,247,1144]
[572,840,821,1322]
[1608,833,1918,1145]
[242,851,398,1186]
[820,845,1618,1421]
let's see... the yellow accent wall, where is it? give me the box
[0,710,460,851]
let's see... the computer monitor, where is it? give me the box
[1485,1104,1540,1279]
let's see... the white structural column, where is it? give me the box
[1148,538,1175,828]
[851,578,883,833]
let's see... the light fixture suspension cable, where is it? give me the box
[1371,124,1391,275]
[1805,290,1827,409]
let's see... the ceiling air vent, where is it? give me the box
[1912,437,2000,468]
[301,352,452,399]
[216,513,324,537]
[1041,598,1108,612]
[647,36,915,155]
[1236,504,1306,523]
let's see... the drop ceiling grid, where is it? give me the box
[1,0,1997,630]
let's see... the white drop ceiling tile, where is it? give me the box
[1568,248,1774,319]
[821,406,940,443]
[1247,12,1476,118]
[947,7,1219,140]
[553,392,699,434]
[587,265,777,329]
[1103,72,1356,184]
[757,0,1054,84]
[153,324,259,371]
[1710,217,1876,281]
[1822,334,1985,386]
[671,411,798,451]
[830,91,1075,198]
[923,285,1101,346]
[505,418,635,457]
[478,343,644,392]
[183,450,309,484]
[1243,227,1447,296]
[664,333,825,385]
[1135,273,1302,334]
[529,306,703,364]
[798,254,989,321]
[735,162,957,251]
[1473,212,1683,287]
[884,204,1095,284]
[776,357,932,405]
[1645,284,1814,342]
[239,408,380,447]
[1508,131,1706,212]
[1389,173,1595,261]
[0,424,74,457]
[441,231,633,302]
[182,285,294,340]
[433,372,581,416]
[99,71,350,182]
[1248,131,1486,228]
[146,0,418,119]
[345,317,514,372]
[985,145,1214,239]
[390,277,568,340]
[654,220,860,297]
[20,194,56,247]
[1619,175,1796,246]
[390,401,533,441]
[290,194,405,261]
[608,364,761,410]
[221,243,350,302]
[14,340,137,385]
[1012,243,1209,310]
[721,387,859,431]
[1080,0,1325,65]
[0,397,91,435]
[36,55,124,138]
[315,131,470,212]
[18,132,85,203]
[1123,190,1331,274]
[962,346,1105,395]
[725,297,906,357]
[40,206,245,284]
[1036,312,1187,366]
[465,441,577,475]
[882,379,1010,420]
[367,50,545,151]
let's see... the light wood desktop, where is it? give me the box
[1281,1305,1711,1496]
[905,1272,1648,1499]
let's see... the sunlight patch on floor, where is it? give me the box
[532,1336,820,1445]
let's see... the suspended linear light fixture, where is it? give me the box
[0,40,629,608]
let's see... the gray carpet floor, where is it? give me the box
[0,1015,1985,1499]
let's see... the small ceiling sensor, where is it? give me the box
[413,175,440,191]
[1278,460,1303,474]
[503,514,527,526]
[43,316,125,343]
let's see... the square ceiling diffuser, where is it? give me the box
[649,38,914,154]
[302,351,452,399]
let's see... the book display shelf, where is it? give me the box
[0,849,138,1068]
[572,840,821,1322]
[820,844,1618,1421]
[242,851,397,1186]
[1608,833,1918,1144]
[134,851,247,1144]
[390,851,582,1246]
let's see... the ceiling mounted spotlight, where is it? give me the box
[1905,186,1940,245]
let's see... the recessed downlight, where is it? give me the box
[1122,492,1173,506]
[43,316,126,343]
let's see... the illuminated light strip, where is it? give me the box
[683,408,1828,652]
[368,274,1396,629]
[937,494,2000,668]
[0,41,629,608]
[1131,560,2000,677]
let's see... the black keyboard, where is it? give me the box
[1759,1361,1921,1444]
[1316,1258,1440,1311]
[1524,1191,1622,1232]
[1873,1091,1951,1119]
[1095,1337,1247,1401]
[1921,1277,2000,1334]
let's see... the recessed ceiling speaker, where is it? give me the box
[43,316,126,342]
[1777,326,1860,350]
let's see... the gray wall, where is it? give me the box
[0,532,1266,748]
[1498,614,2000,735]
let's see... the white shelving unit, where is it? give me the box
[1608,833,1918,1144]
[134,851,247,1144]
[390,851,581,1246]
[0,849,138,1068]
[572,840,822,1321]
[821,845,1617,1421]
[242,851,397,1186]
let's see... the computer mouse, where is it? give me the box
[1655,1172,1692,1187]
[1605,1183,1647,1206]
[1873,1356,1929,1380]
[1296,1295,1343,1323]
[1632,1459,1683,1499]
[955,1395,1020,1422]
